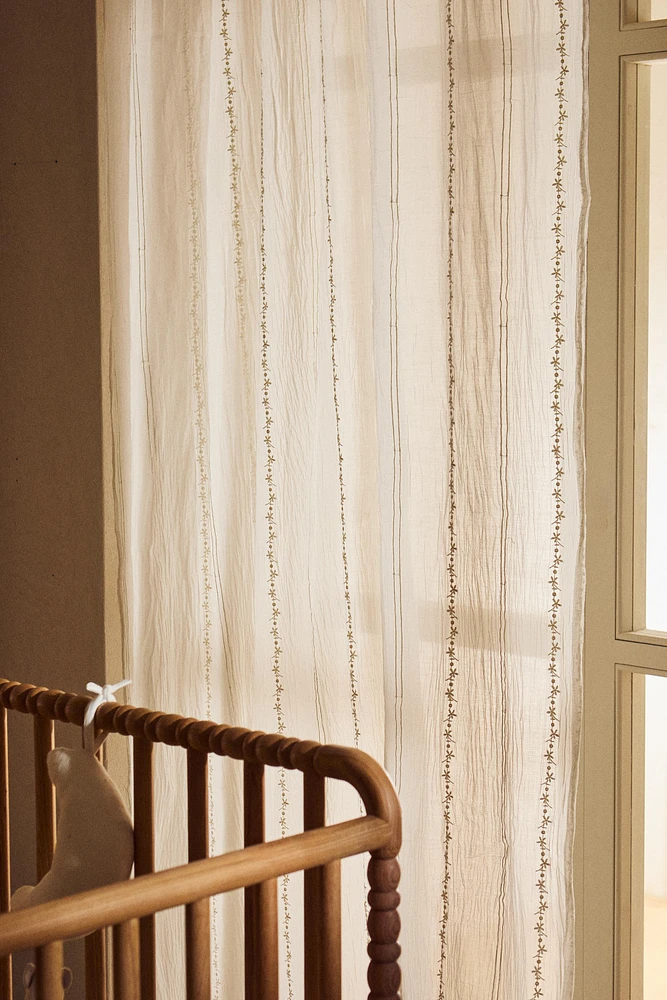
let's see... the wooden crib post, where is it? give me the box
[132,737,155,1000]
[33,716,55,881]
[83,748,107,1000]
[186,749,210,1000]
[112,921,140,1000]
[36,940,63,1000]
[366,858,401,1000]
[303,770,341,1000]
[85,929,107,1000]
[0,706,10,1000]
[243,760,278,1000]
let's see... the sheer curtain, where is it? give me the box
[98,1,587,997]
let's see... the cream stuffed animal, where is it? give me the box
[12,748,134,911]
[23,962,72,999]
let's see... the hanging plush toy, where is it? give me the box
[12,682,134,911]
[23,962,72,999]
[11,747,134,910]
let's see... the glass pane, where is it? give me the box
[645,60,667,631]
[637,0,667,21]
[644,674,667,998]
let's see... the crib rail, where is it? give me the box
[0,817,388,950]
[0,679,401,1000]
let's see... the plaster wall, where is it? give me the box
[0,0,105,992]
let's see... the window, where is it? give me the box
[582,5,667,999]
[624,0,667,25]
[643,60,667,632]
[616,671,667,999]
[618,53,667,643]
[643,675,667,996]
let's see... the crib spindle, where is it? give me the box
[303,770,341,1000]
[84,750,108,1000]
[85,927,107,1000]
[132,737,155,1000]
[36,940,63,1000]
[112,921,140,1000]
[0,706,10,1000]
[33,716,55,881]
[186,749,210,1000]
[243,761,278,1000]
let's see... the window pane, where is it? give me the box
[645,60,667,631]
[638,0,667,21]
[645,674,667,998]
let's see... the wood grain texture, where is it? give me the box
[33,715,55,881]
[85,929,107,1000]
[243,761,278,1000]
[36,939,63,1000]
[185,900,210,1000]
[312,746,401,860]
[304,770,341,1000]
[0,817,389,955]
[186,750,210,1000]
[112,921,139,1000]
[132,737,155,1000]
[0,707,11,1000]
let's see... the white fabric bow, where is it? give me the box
[83,680,131,752]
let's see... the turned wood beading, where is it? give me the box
[0,677,402,999]
[367,857,401,1000]
[0,681,401,849]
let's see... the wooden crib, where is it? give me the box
[0,679,401,1000]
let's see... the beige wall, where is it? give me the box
[0,0,105,992]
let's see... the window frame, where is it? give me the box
[580,5,667,1000]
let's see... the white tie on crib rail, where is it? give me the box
[83,680,132,752]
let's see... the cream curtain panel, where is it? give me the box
[99,1,587,997]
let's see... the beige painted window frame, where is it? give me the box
[622,0,667,28]
[617,52,667,648]
[580,5,667,1000]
